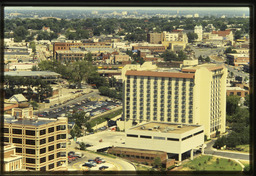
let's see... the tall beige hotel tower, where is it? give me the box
[122,60,227,138]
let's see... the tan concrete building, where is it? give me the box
[4,143,23,171]
[118,122,204,161]
[4,106,68,171]
[122,61,227,138]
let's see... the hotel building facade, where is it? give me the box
[3,106,68,171]
[122,61,227,138]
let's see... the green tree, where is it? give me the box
[177,50,187,61]
[220,24,227,31]
[69,61,96,89]
[29,41,36,53]
[225,47,237,54]
[153,157,162,169]
[244,94,249,106]
[161,50,177,61]
[205,56,211,62]
[13,26,28,42]
[187,32,198,43]
[226,95,240,116]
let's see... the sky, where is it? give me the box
[5,6,249,12]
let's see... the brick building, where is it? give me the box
[108,147,175,168]
[132,46,165,53]
[227,54,249,66]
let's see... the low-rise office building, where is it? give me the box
[117,122,204,161]
[4,106,68,171]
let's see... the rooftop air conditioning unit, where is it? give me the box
[177,125,182,128]
[140,126,145,130]
[148,128,153,130]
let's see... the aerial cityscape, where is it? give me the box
[3,6,251,173]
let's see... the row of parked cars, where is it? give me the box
[82,157,108,170]
[68,151,83,163]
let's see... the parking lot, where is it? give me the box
[67,151,116,171]
[39,99,122,119]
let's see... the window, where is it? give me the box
[40,157,46,164]
[13,138,22,144]
[127,134,138,138]
[49,154,54,161]
[13,129,22,134]
[40,148,46,154]
[16,147,22,153]
[26,130,35,136]
[3,128,9,133]
[4,137,9,142]
[40,166,46,171]
[194,130,204,136]
[48,136,54,142]
[48,145,54,151]
[26,149,35,154]
[48,127,54,133]
[182,135,193,141]
[140,135,152,139]
[40,138,46,145]
[48,163,54,170]
[40,129,46,135]
[237,92,241,96]
[153,136,165,140]
[167,138,179,141]
[26,158,35,164]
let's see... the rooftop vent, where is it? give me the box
[177,125,182,128]
[148,128,153,131]
[154,126,160,129]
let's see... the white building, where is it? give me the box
[122,61,227,138]
[194,25,203,41]
[123,122,204,161]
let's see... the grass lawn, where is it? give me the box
[89,108,123,127]
[181,155,242,171]
[235,144,250,153]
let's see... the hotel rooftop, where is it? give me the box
[131,122,200,134]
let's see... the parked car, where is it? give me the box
[68,151,75,156]
[82,162,93,168]
[99,166,109,170]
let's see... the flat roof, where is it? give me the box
[182,64,225,72]
[126,70,194,79]
[131,122,200,134]
[4,116,57,126]
[4,71,60,77]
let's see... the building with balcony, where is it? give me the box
[122,61,227,138]
[3,106,68,171]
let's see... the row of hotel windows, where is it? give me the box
[4,134,66,144]
[3,126,66,135]
[126,130,203,141]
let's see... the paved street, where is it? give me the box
[204,139,250,161]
